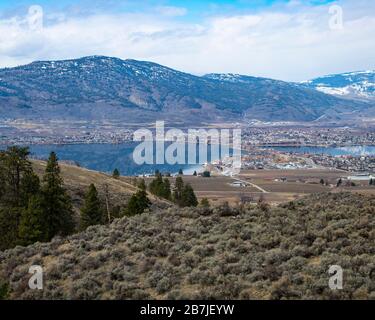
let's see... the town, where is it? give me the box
[2,120,375,175]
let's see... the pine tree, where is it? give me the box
[0,146,35,250]
[41,152,74,241]
[173,176,184,205]
[0,146,32,206]
[181,184,198,207]
[138,179,147,191]
[202,171,211,178]
[124,194,138,217]
[149,173,161,195]
[0,207,22,251]
[175,176,184,192]
[162,178,172,200]
[148,173,172,200]
[18,195,45,245]
[112,168,120,179]
[124,189,151,216]
[136,189,151,213]
[199,198,210,208]
[20,172,40,207]
[80,184,103,230]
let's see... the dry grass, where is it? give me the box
[31,160,171,213]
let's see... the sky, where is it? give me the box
[0,0,373,81]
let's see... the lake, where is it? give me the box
[1,143,233,176]
[267,145,375,156]
[5,143,370,176]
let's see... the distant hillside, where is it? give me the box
[0,56,371,123]
[1,192,374,300]
[303,70,375,100]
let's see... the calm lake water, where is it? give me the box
[1,143,232,176]
[268,145,375,156]
[4,143,371,176]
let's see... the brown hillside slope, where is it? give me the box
[31,160,171,212]
[0,192,374,300]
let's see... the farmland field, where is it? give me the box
[125,169,375,205]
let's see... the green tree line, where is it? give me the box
[148,171,198,208]
[0,147,201,251]
[0,147,74,250]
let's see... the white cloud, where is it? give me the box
[286,0,302,8]
[155,6,188,17]
[0,0,374,81]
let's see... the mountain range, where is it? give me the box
[0,56,373,124]
[303,70,375,101]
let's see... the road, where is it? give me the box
[232,177,269,193]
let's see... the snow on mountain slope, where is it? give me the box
[0,57,372,123]
[304,70,375,100]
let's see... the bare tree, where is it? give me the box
[102,183,111,224]
[239,193,253,205]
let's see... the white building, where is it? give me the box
[347,174,374,181]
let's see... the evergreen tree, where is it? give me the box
[0,146,36,250]
[0,207,22,251]
[178,169,184,175]
[18,195,45,245]
[175,176,184,193]
[199,198,210,208]
[173,176,184,205]
[148,173,172,201]
[124,189,151,216]
[138,178,147,191]
[181,184,198,207]
[149,172,163,196]
[0,146,32,206]
[112,168,120,179]
[138,189,151,211]
[202,171,211,178]
[80,184,103,230]
[20,172,40,207]
[162,178,172,200]
[41,152,74,241]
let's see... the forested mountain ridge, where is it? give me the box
[0,56,372,123]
